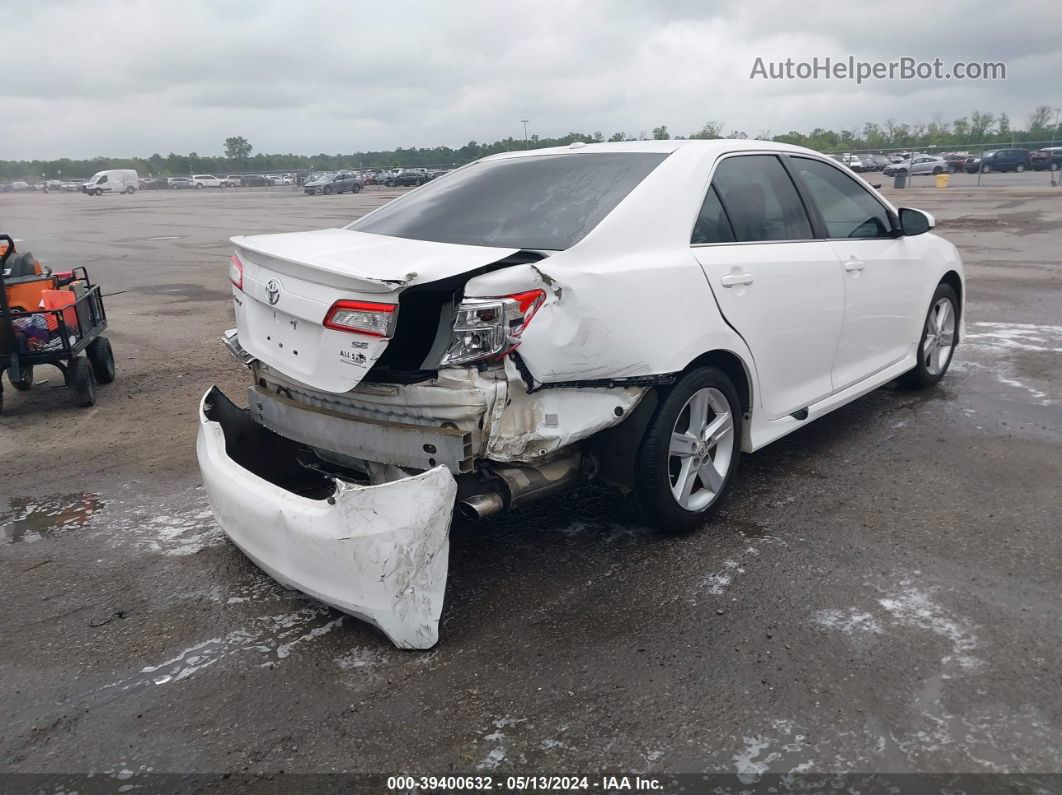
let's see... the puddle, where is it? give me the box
[1,493,103,544]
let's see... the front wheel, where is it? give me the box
[981,165,991,174]
[86,336,116,384]
[323,186,333,195]
[8,365,33,391]
[66,356,97,408]
[633,367,742,533]
[900,283,959,389]
[1015,164,1025,173]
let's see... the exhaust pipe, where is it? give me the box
[457,492,505,520]
[457,451,583,520]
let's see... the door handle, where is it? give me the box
[720,272,754,287]
[843,258,865,272]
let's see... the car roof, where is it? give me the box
[479,138,817,162]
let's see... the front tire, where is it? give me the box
[1015,164,1025,173]
[86,336,116,384]
[900,283,959,389]
[8,365,33,391]
[66,357,97,407]
[633,367,742,534]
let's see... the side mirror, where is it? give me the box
[899,207,935,236]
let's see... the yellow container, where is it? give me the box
[935,173,950,189]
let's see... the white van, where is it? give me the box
[83,169,139,196]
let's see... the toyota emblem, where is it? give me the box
[265,278,281,305]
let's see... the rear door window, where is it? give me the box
[711,155,813,242]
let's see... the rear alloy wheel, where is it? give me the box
[1015,164,1025,173]
[8,365,33,391]
[634,367,742,533]
[1052,162,1060,172]
[900,283,959,389]
[66,356,97,407]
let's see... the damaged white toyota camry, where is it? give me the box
[197,140,964,648]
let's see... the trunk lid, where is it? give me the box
[231,229,517,393]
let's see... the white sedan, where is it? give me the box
[198,140,964,647]
[883,154,953,176]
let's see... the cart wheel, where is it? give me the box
[8,365,33,391]
[87,337,116,384]
[66,357,97,408]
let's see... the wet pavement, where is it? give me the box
[1,185,1060,782]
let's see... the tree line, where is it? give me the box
[3,106,1057,181]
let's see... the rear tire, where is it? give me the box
[633,367,742,534]
[86,336,116,384]
[8,365,33,391]
[66,357,96,407]
[1015,164,1025,173]
[900,283,959,389]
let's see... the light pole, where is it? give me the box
[521,119,529,149]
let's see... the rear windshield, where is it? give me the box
[348,152,668,250]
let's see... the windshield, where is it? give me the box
[348,152,668,250]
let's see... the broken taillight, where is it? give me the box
[440,289,546,366]
[323,299,398,337]
[228,254,244,290]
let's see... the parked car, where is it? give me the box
[883,155,952,176]
[139,177,169,190]
[82,169,139,196]
[304,172,363,195]
[223,175,243,187]
[168,177,194,189]
[61,179,85,192]
[200,140,965,648]
[1030,147,1062,172]
[940,153,969,172]
[972,149,1031,174]
[388,168,429,187]
[192,174,224,189]
[239,175,272,187]
[842,154,865,172]
[10,181,32,191]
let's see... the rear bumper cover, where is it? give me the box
[196,387,457,649]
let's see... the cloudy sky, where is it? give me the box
[4,0,1060,160]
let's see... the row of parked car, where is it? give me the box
[833,147,1062,176]
[302,167,455,194]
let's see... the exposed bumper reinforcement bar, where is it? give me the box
[247,385,474,474]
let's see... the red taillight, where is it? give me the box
[323,299,398,337]
[228,254,243,290]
